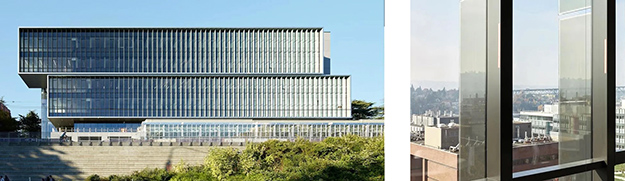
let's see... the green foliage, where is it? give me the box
[18,110,41,133]
[204,148,240,180]
[107,174,135,181]
[352,100,383,120]
[169,170,215,181]
[126,168,174,181]
[85,174,104,181]
[89,135,384,181]
[172,159,188,173]
[0,108,18,132]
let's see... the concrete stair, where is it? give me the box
[0,144,245,181]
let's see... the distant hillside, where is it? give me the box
[410,82,558,115]
[410,80,458,90]
[410,85,459,115]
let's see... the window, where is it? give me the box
[411,0,616,180]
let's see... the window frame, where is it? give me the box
[499,0,618,180]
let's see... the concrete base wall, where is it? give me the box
[0,144,245,180]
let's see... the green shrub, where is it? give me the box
[127,168,175,181]
[204,148,240,180]
[169,170,215,181]
[85,174,106,181]
[91,135,384,180]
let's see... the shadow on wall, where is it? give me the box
[0,144,82,181]
[324,57,331,74]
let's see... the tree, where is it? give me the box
[0,110,18,132]
[351,100,383,120]
[373,106,384,119]
[18,110,41,133]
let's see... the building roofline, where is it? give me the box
[18,26,325,31]
[23,73,351,78]
[142,119,383,124]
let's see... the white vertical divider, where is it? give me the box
[269,77,273,117]
[298,30,301,73]
[249,77,252,118]
[236,77,239,118]
[217,30,221,73]
[230,77,234,117]
[194,30,197,73]
[164,30,167,73]
[315,77,328,117]
[311,77,315,118]
[243,30,247,73]
[309,30,313,73]
[219,77,224,117]
[224,77,228,117]
[286,30,290,73]
[300,77,304,117]
[185,30,189,73]
[260,30,263,73]
[308,77,312,117]
[256,77,260,118]
[214,77,218,117]
[301,77,306,117]
[205,30,208,73]
[202,77,206,117]
[263,77,268,118]
[316,76,321,118]
[302,30,306,73]
[157,30,160,73]
[173,30,177,73]
[209,78,213,117]
[228,30,231,73]
[206,30,210,73]
[254,77,258,117]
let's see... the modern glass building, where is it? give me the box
[18,27,359,139]
[140,119,384,142]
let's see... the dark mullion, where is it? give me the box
[606,0,616,174]
[500,0,513,179]
[615,151,625,164]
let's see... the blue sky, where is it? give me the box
[0,0,384,117]
[412,0,625,90]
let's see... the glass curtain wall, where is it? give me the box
[511,0,561,174]
[18,28,324,74]
[558,0,593,180]
[459,0,499,180]
[47,76,351,119]
[509,0,612,180]
[143,122,384,142]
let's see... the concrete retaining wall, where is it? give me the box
[0,142,245,181]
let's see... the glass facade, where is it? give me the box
[74,123,141,132]
[143,121,384,142]
[48,76,351,118]
[17,27,353,134]
[558,1,593,180]
[19,28,325,74]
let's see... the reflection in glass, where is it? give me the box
[459,0,487,180]
[558,4,592,180]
